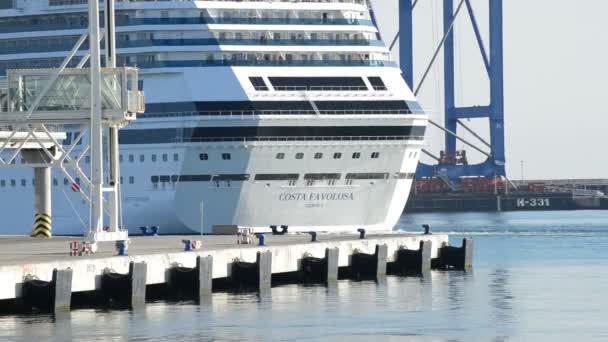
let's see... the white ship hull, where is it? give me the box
[0,1,427,235]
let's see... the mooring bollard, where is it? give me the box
[256,233,266,246]
[357,228,366,239]
[115,240,129,256]
[308,231,318,242]
[22,268,73,314]
[280,225,289,234]
[433,238,474,270]
[423,224,432,235]
[182,240,202,251]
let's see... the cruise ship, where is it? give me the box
[0,0,427,234]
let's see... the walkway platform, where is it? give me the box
[0,233,450,301]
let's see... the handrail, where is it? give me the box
[142,109,414,118]
[0,17,374,34]
[0,38,384,55]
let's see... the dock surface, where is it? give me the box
[0,233,449,301]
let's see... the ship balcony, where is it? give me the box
[0,67,144,124]
[0,38,384,56]
[0,17,374,35]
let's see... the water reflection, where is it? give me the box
[489,269,514,325]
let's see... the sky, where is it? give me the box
[372,0,607,180]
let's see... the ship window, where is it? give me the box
[162,154,168,162]
[63,132,72,145]
[179,175,211,182]
[249,77,269,91]
[151,176,159,183]
[119,154,123,162]
[295,153,304,159]
[74,131,82,145]
[199,153,209,161]
[160,176,170,183]
[0,0,15,9]
[304,173,341,180]
[333,152,342,159]
[269,77,366,91]
[254,174,299,181]
[221,153,231,160]
[64,178,68,185]
[129,176,134,184]
[0,180,4,187]
[129,154,134,163]
[276,153,285,160]
[173,153,179,162]
[151,154,157,162]
[53,178,58,186]
[368,77,387,91]
[352,152,361,159]
[85,156,90,164]
[21,179,26,187]
[140,155,145,162]
[212,174,249,181]
[371,152,380,159]
[10,179,15,187]
[314,152,323,159]
[346,173,389,180]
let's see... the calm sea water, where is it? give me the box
[1,210,608,341]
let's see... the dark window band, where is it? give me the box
[269,77,367,91]
[254,174,299,181]
[346,173,390,180]
[304,173,341,180]
[142,100,412,117]
[212,174,250,181]
[120,126,426,144]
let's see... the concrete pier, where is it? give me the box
[0,233,459,310]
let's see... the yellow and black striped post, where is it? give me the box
[32,213,52,238]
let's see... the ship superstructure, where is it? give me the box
[0,0,427,234]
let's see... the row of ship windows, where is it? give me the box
[150,172,415,188]
[199,152,382,161]
[4,150,409,166]
[0,171,415,189]
[0,176,136,188]
[0,33,378,54]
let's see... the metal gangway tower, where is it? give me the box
[395,0,506,187]
[0,0,144,246]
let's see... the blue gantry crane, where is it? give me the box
[397,0,506,187]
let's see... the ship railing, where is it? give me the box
[143,109,413,119]
[0,39,384,56]
[0,17,373,35]
[173,135,425,143]
[272,86,371,91]
[49,0,366,5]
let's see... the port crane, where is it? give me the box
[394,0,506,189]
